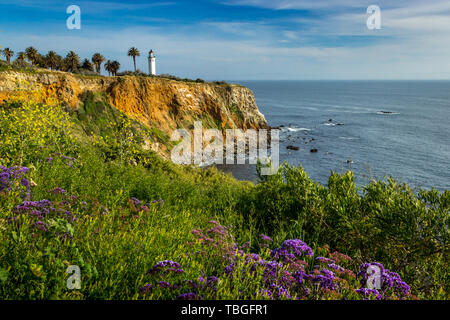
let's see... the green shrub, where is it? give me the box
[0,95,448,300]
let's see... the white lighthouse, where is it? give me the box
[148,50,156,75]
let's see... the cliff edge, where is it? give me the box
[0,70,268,141]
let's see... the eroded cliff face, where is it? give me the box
[0,70,268,137]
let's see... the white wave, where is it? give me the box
[339,137,359,140]
[287,127,311,132]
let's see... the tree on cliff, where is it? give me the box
[45,51,59,70]
[110,60,120,76]
[127,47,140,72]
[105,60,113,76]
[1,48,14,64]
[25,47,39,66]
[65,51,80,72]
[92,53,105,74]
[81,58,95,72]
[16,52,26,62]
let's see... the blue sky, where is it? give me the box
[1,0,450,80]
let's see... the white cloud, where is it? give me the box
[222,0,449,11]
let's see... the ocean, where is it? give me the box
[216,81,450,191]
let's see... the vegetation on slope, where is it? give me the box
[0,85,448,300]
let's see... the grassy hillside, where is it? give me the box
[0,85,448,300]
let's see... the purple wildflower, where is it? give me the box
[259,234,273,242]
[152,199,164,207]
[163,268,185,275]
[177,293,198,300]
[48,187,66,195]
[271,239,313,262]
[20,178,29,187]
[327,263,345,272]
[158,281,171,289]
[131,197,141,206]
[316,256,335,264]
[356,288,382,300]
[0,166,30,193]
[225,263,234,276]
[139,283,153,294]
[34,221,47,232]
[183,280,199,289]
[147,260,182,274]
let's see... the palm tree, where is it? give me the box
[92,53,105,74]
[110,60,120,76]
[105,60,113,76]
[25,47,39,65]
[2,48,14,64]
[16,52,26,62]
[65,51,80,72]
[127,47,140,72]
[55,55,64,71]
[81,58,94,71]
[45,51,59,70]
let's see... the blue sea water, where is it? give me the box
[218,81,450,191]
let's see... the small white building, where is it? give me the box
[148,50,156,75]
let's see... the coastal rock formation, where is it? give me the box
[0,70,268,138]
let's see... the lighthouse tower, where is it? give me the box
[148,50,156,75]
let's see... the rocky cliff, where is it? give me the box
[0,70,268,138]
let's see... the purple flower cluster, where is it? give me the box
[355,288,382,300]
[308,269,338,291]
[50,153,76,167]
[0,166,30,194]
[15,200,52,219]
[141,260,205,298]
[176,292,197,300]
[164,268,184,275]
[139,283,153,294]
[48,187,66,195]
[207,225,227,237]
[131,197,141,206]
[141,222,411,301]
[158,281,171,289]
[152,199,164,208]
[222,235,409,300]
[327,263,345,272]
[13,196,78,236]
[259,234,273,242]
[315,256,335,264]
[34,221,48,232]
[130,197,164,213]
[271,239,313,262]
[147,260,182,274]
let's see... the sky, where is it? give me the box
[1,0,450,80]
